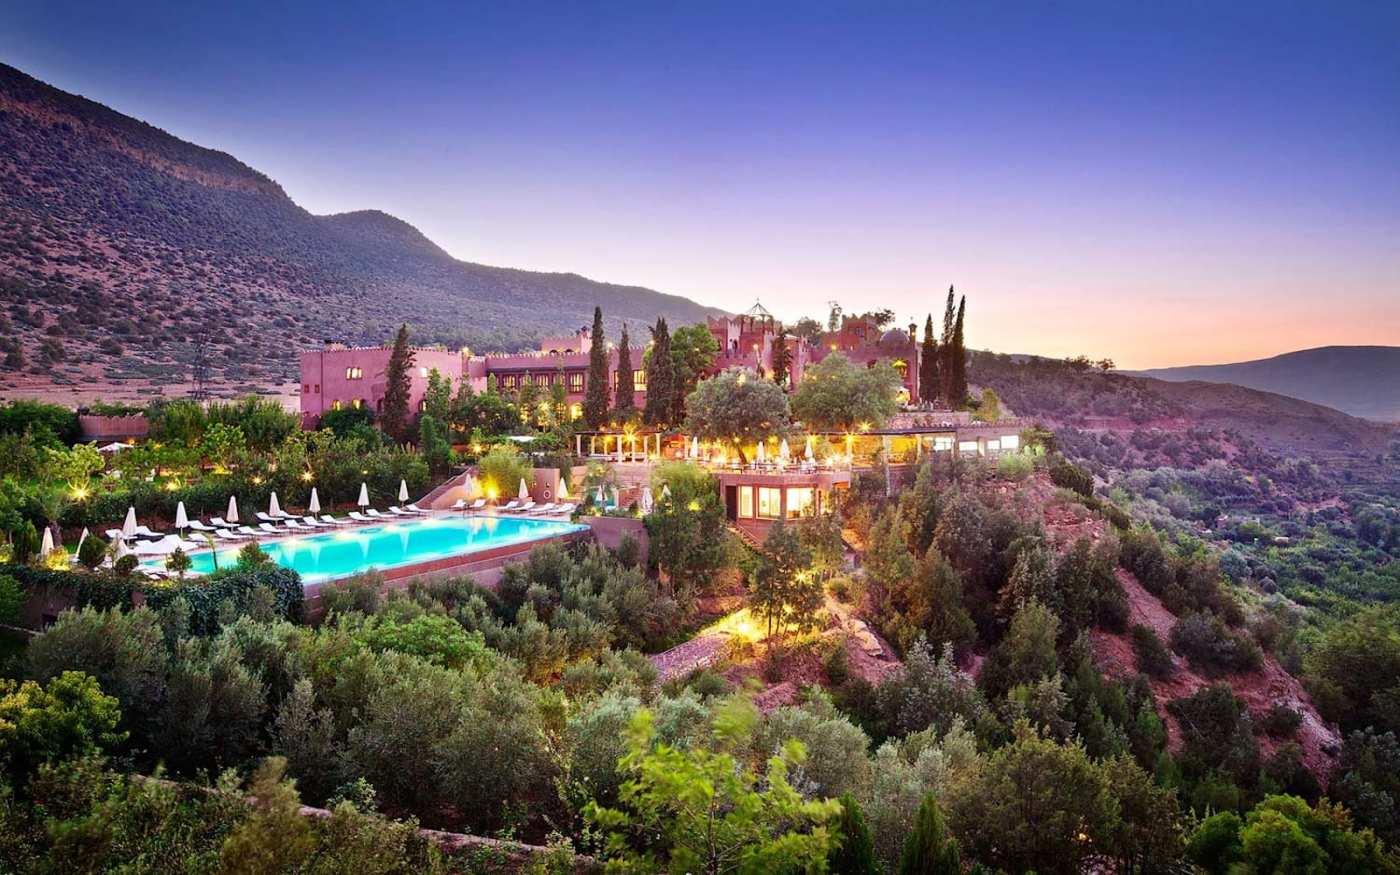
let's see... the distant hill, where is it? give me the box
[0,62,721,397]
[1129,346,1400,422]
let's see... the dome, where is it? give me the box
[879,328,910,345]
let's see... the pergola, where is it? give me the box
[574,430,667,462]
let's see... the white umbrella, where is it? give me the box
[595,486,606,506]
[518,478,530,501]
[227,495,239,524]
[309,487,321,515]
[357,482,370,508]
[122,506,138,539]
[134,535,182,556]
[175,501,189,532]
[756,441,766,463]
[691,436,699,459]
[640,486,654,514]
[464,474,478,499]
[76,528,88,557]
[611,486,619,508]
[399,479,409,503]
[805,436,815,462]
[779,438,791,461]
[40,527,54,558]
[557,478,569,501]
[114,537,129,560]
[269,492,282,518]
[662,483,672,499]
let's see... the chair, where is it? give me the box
[258,523,281,534]
[319,514,347,526]
[498,500,521,512]
[554,503,577,516]
[365,509,386,519]
[187,520,219,533]
[505,501,535,514]
[134,525,164,538]
[526,503,557,515]
[301,516,329,528]
[348,511,372,523]
[387,506,413,517]
[450,499,466,511]
[209,517,238,528]
[255,512,279,524]
[469,498,486,511]
[283,519,308,530]
[405,503,428,514]
[235,526,261,538]
[214,528,248,542]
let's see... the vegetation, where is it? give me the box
[790,353,902,431]
[683,368,792,463]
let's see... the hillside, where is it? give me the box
[0,62,720,400]
[1131,346,1400,422]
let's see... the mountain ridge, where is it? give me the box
[0,62,721,398]
[1127,345,1400,422]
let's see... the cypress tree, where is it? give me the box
[613,322,636,419]
[828,793,879,875]
[583,306,611,428]
[919,314,939,404]
[380,323,415,444]
[950,295,968,407]
[897,794,962,875]
[939,286,956,405]
[643,317,674,426]
[771,333,792,388]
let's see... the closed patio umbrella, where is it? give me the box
[357,482,369,508]
[595,486,606,506]
[640,486,654,514]
[175,501,189,534]
[122,506,138,539]
[76,527,88,557]
[269,492,283,518]
[611,486,619,508]
[39,527,54,558]
[756,441,766,463]
[227,495,239,524]
[805,436,815,462]
[399,479,409,503]
[557,478,569,501]
[463,474,477,499]
[309,488,321,515]
[518,478,530,501]
[779,438,791,461]
[662,483,671,499]
[691,436,699,459]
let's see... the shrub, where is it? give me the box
[113,555,138,575]
[476,445,532,501]
[1261,704,1302,739]
[1048,457,1094,498]
[996,453,1033,482]
[1169,612,1263,676]
[144,565,302,635]
[0,572,23,625]
[1131,624,1175,679]
[77,532,107,569]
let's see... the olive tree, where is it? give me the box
[683,368,791,464]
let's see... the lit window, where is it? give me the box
[351,399,364,410]
[739,486,754,519]
[786,487,814,518]
[1001,434,1020,450]
[933,436,954,452]
[419,367,429,378]
[419,399,427,412]
[569,403,582,420]
[987,439,1001,452]
[757,487,782,520]
[959,440,979,455]
[302,384,309,394]
[314,384,320,394]
[331,400,343,411]
[567,371,585,392]
[633,369,646,390]
[345,366,363,380]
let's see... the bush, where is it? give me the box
[996,453,1033,482]
[1261,704,1302,739]
[476,445,532,502]
[1169,612,1263,676]
[0,572,22,625]
[77,533,107,569]
[144,565,303,635]
[1048,457,1094,498]
[1131,624,1175,679]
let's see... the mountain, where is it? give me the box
[0,62,721,398]
[1129,346,1400,422]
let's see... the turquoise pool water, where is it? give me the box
[146,516,587,583]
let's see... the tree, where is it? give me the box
[980,599,1060,700]
[896,794,961,875]
[417,414,452,476]
[645,467,731,606]
[918,315,939,404]
[380,324,415,443]
[0,573,21,626]
[614,322,636,420]
[1305,608,1400,733]
[41,442,103,488]
[938,287,956,404]
[792,317,824,346]
[771,334,792,388]
[0,671,126,780]
[683,368,791,463]
[790,353,901,432]
[476,445,532,502]
[972,388,1000,423]
[669,323,720,422]
[77,533,108,570]
[948,295,967,406]
[829,793,879,875]
[422,368,453,422]
[751,522,821,641]
[585,706,841,873]
[166,547,193,579]
[583,306,611,428]
[643,318,675,426]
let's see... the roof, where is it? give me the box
[743,301,774,319]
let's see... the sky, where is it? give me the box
[2,1,1397,368]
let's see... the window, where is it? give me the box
[757,487,782,520]
[567,371,585,392]
[419,399,427,412]
[1001,434,1020,450]
[738,486,754,519]
[786,487,814,518]
[331,400,343,411]
[302,384,309,394]
[500,374,519,390]
[933,436,954,452]
[314,384,320,394]
[345,366,363,380]
[569,403,582,420]
[633,369,646,390]
[419,367,429,378]
[986,439,1001,452]
[959,440,979,455]
[351,399,364,410]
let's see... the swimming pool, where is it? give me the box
[146,516,587,583]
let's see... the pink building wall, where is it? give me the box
[300,346,468,428]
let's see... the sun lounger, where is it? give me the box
[258,523,281,534]
[319,514,347,526]
[365,509,385,519]
[505,501,535,514]
[526,503,557,515]
[348,511,372,523]
[255,512,280,524]
[387,506,413,517]
[405,503,428,514]
[283,519,308,530]
[214,528,248,541]
[301,516,329,528]
[209,517,238,528]
[498,500,521,512]
[450,499,466,510]
[469,498,486,511]
[135,525,164,538]
[105,529,126,542]
[235,526,261,538]
[187,520,219,533]
[554,503,576,516]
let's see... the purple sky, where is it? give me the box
[3,1,1397,367]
